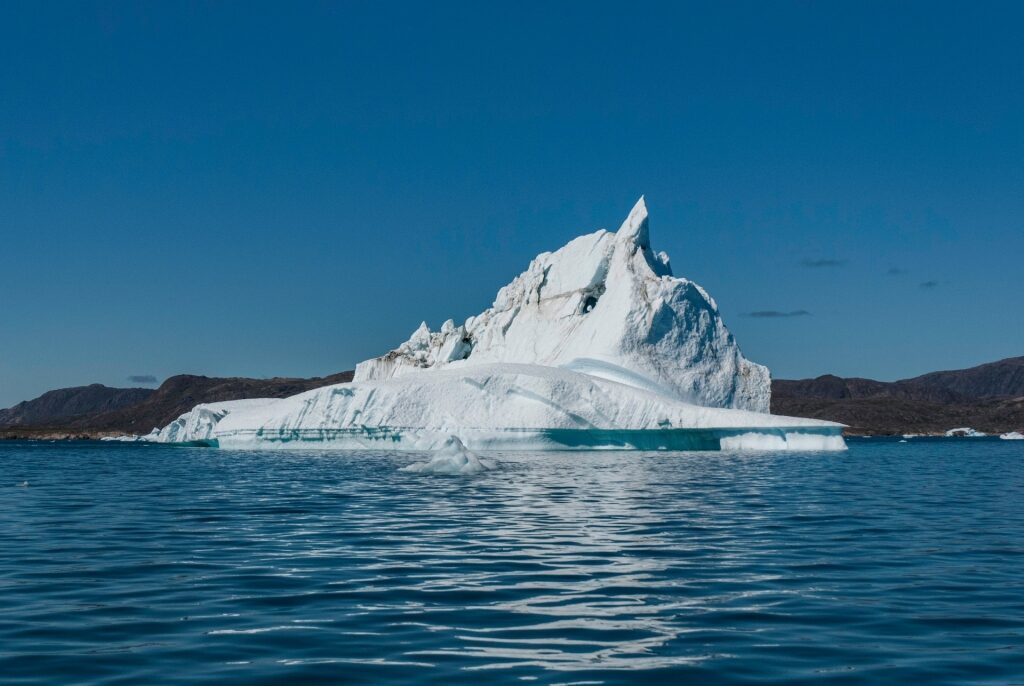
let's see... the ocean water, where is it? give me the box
[1,439,1022,685]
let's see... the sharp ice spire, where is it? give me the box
[616,196,649,250]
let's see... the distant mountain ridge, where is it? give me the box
[774,356,1024,403]
[903,357,1024,399]
[1,372,354,436]
[0,384,154,427]
[70,372,355,434]
[772,356,1024,435]
[772,375,964,404]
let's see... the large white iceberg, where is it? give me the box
[144,198,845,452]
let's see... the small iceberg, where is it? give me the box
[945,428,988,438]
[1000,431,1024,440]
[400,436,496,475]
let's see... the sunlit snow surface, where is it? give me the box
[140,199,845,453]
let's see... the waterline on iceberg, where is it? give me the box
[206,426,846,452]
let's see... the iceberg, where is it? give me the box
[399,435,496,475]
[1000,431,1024,440]
[945,427,988,438]
[144,198,845,452]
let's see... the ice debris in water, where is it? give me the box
[1000,431,1024,440]
[399,435,496,475]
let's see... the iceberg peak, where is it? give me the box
[355,199,771,412]
[617,195,650,250]
[410,321,431,345]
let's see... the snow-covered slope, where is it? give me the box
[142,199,845,452]
[355,197,770,412]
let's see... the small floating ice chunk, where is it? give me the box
[400,435,496,475]
[718,431,847,451]
[1000,431,1024,440]
[945,427,988,438]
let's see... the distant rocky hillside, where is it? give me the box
[1,372,354,437]
[0,385,154,427]
[903,357,1024,399]
[772,356,1024,435]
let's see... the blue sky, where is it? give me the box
[1,1,1022,407]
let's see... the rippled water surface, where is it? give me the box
[2,439,1023,685]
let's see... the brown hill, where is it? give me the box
[772,356,1024,435]
[771,395,1024,435]
[0,385,154,427]
[70,372,355,434]
[1,372,353,437]
[902,357,1024,399]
